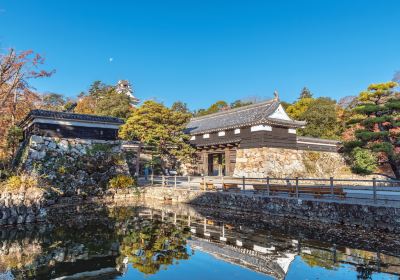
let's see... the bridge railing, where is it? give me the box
[137,175,400,206]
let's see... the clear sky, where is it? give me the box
[0,0,399,109]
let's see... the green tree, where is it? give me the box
[40,93,70,111]
[299,87,313,99]
[230,99,253,109]
[119,101,195,173]
[299,98,341,139]
[6,125,23,156]
[75,81,133,120]
[345,81,400,178]
[350,147,377,175]
[171,101,191,114]
[287,95,341,139]
[96,90,133,119]
[195,100,229,117]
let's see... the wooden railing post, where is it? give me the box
[162,175,165,188]
[266,176,270,196]
[188,175,191,190]
[242,176,245,191]
[330,177,334,199]
[373,178,377,204]
[151,173,154,185]
[174,175,177,189]
[295,177,299,198]
[202,176,206,191]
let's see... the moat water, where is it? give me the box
[0,201,399,280]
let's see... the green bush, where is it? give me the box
[108,174,135,189]
[350,147,377,175]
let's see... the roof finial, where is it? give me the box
[273,90,279,101]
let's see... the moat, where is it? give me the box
[0,200,399,280]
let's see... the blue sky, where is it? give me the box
[0,0,399,109]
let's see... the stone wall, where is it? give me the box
[19,135,132,196]
[142,187,400,232]
[233,147,375,179]
[0,188,47,225]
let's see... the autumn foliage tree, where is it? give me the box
[0,48,54,159]
[344,82,400,178]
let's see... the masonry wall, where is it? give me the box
[19,135,131,196]
[143,187,400,232]
[233,147,366,179]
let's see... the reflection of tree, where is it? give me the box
[118,219,191,274]
[301,249,342,270]
[356,265,373,280]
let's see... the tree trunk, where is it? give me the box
[377,122,400,179]
[387,154,400,179]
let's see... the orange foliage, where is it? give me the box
[74,95,97,115]
[0,49,54,160]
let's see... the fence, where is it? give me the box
[138,175,400,206]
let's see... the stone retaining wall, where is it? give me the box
[0,189,47,225]
[19,135,131,196]
[233,147,389,179]
[143,187,400,232]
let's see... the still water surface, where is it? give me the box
[0,203,399,280]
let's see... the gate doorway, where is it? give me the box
[207,153,225,176]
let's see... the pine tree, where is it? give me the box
[345,82,400,178]
[299,87,313,99]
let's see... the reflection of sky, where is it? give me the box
[285,257,397,280]
[115,249,272,280]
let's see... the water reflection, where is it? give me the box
[0,202,398,280]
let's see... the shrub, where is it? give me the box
[0,174,40,192]
[108,174,135,189]
[350,147,377,175]
[86,143,116,156]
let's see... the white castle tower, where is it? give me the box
[116,80,140,106]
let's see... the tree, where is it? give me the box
[171,101,191,114]
[119,219,191,275]
[299,87,313,99]
[119,101,195,173]
[298,97,342,139]
[96,90,133,119]
[345,81,400,178]
[6,126,23,157]
[0,48,54,160]
[74,81,133,119]
[286,97,314,120]
[40,93,70,111]
[230,99,253,109]
[195,100,229,117]
[0,48,54,125]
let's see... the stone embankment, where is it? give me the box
[0,188,47,225]
[19,135,132,196]
[143,187,400,232]
[0,188,140,226]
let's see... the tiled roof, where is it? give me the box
[186,100,305,134]
[20,109,124,127]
